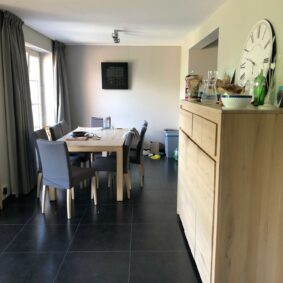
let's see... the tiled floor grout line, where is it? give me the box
[0,209,38,257]
[52,203,89,283]
[127,204,134,283]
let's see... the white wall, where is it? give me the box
[189,45,218,78]
[180,0,283,98]
[65,46,181,143]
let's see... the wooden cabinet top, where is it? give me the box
[181,100,283,115]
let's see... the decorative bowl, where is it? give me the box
[71,131,87,137]
[221,94,252,109]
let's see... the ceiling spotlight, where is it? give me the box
[112,29,120,44]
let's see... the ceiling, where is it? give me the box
[0,0,225,45]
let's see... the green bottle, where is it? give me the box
[253,70,267,106]
[173,147,178,161]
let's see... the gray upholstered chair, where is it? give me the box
[93,131,134,199]
[50,123,91,180]
[91,117,104,127]
[60,120,71,135]
[130,125,147,187]
[49,123,63,140]
[33,128,49,198]
[37,140,97,219]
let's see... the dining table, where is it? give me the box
[49,127,128,202]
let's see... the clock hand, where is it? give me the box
[246,58,256,65]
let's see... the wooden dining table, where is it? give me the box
[51,127,128,201]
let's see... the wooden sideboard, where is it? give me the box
[177,100,283,283]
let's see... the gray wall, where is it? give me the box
[65,45,181,143]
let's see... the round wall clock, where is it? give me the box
[238,19,276,86]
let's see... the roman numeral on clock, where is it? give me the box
[240,62,246,68]
[257,24,261,38]
[263,58,269,64]
[240,73,245,81]
[250,32,254,43]
[264,39,271,49]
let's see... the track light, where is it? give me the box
[112,29,120,44]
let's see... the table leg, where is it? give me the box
[116,147,123,201]
[48,187,57,201]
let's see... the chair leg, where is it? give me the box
[71,187,75,200]
[139,164,144,188]
[95,172,100,189]
[0,186,2,210]
[84,161,88,187]
[107,173,112,188]
[124,173,131,199]
[91,176,97,205]
[37,172,43,198]
[41,185,47,214]
[79,162,84,189]
[67,189,72,219]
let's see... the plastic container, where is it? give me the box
[164,129,179,158]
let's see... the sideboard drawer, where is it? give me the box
[192,114,217,157]
[180,108,193,137]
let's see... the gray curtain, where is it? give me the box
[0,11,36,195]
[53,41,71,125]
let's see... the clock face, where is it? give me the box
[238,19,275,86]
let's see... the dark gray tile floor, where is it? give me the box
[0,157,201,283]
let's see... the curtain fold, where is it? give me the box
[0,10,36,195]
[53,41,71,126]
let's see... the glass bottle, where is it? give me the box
[253,70,267,106]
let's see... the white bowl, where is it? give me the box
[221,95,252,109]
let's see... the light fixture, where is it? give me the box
[112,29,120,44]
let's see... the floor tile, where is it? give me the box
[0,252,64,283]
[132,189,177,206]
[70,224,131,251]
[82,204,133,224]
[133,204,178,224]
[0,204,37,225]
[132,223,187,251]
[130,251,201,283]
[0,225,23,252]
[7,224,77,252]
[55,252,129,283]
[28,202,88,225]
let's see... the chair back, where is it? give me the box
[60,120,70,135]
[49,123,63,140]
[135,125,147,163]
[123,131,134,172]
[91,117,104,127]
[37,140,72,189]
[33,128,49,172]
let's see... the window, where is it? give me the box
[26,49,42,130]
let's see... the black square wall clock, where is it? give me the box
[101,62,128,89]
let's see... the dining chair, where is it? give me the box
[33,128,49,198]
[49,123,63,140]
[130,125,147,188]
[37,140,97,219]
[60,120,71,135]
[49,123,91,189]
[92,131,134,199]
[91,117,104,127]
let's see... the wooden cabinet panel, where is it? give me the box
[178,131,196,255]
[180,108,193,137]
[192,114,217,157]
[178,130,215,281]
[194,146,215,283]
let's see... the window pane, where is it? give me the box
[32,105,40,130]
[29,55,40,80]
[29,80,39,104]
